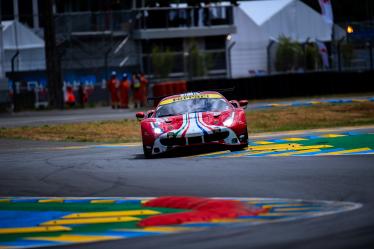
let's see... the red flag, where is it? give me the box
[318,0,334,25]
[316,40,330,69]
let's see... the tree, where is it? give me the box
[305,43,321,71]
[275,36,304,72]
[187,40,212,78]
[341,43,354,67]
[151,46,174,79]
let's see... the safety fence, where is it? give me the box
[266,39,374,75]
[188,70,374,100]
[4,69,374,111]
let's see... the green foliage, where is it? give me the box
[187,41,212,78]
[275,36,304,72]
[305,43,322,70]
[341,43,354,67]
[151,46,174,79]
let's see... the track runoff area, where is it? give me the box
[1,97,374,248]
[1,125,373,248]
[54,127,374,158]
[0,196,361,248]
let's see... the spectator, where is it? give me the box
[119,73,130,109]
[107,71,120,109]
[65,86,76,108]
[132,72,142,108]
[139,72,149,107]
[188,0,201,27]
[78,84,87,108]
[203,0,212,26]
[230,0,239,6]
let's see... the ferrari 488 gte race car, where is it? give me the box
[136,91,248,158]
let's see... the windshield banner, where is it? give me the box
[159,93,222,106]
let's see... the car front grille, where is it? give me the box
[188,136,203,144]
[160,137,186,146]
[204,131,229,142]
[159,130,230,146]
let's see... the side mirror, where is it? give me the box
[239,100,248,109]
[136,112,145,121]
[229,100,239,108]
[146,110,155,118]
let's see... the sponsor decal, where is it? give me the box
[159,94,222,106]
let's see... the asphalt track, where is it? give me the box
[0,127,374,249]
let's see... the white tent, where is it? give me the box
[230,0,340,78]
[2,20,45,72]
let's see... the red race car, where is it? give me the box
[136,91,248,158]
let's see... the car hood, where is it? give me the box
[147,111,233,134]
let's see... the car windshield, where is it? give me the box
[156,98,231,118]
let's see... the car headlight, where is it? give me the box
[154,127,163,134]
[223,112,235,127]
[151,122,163,134]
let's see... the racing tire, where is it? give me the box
[229,144,248,152]
[143,145,153,159]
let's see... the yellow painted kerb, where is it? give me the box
[41,216,140,226]
[27,234,120,243]
[0,226,71,234]
[64,210,160,218]
[38,199,64,203]
[90,200,116,204]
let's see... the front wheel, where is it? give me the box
[143,145,153,159]
[229,144,248,152]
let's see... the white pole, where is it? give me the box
[0,22,5,80]
[119,56,129,67]
[32,0,40,29]
[52,1,57,14]
[13,0,19,21]
[114,36,129,54]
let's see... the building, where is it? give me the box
[231,0,338,78]
[3,0,369,89]
[1,0,236,87]
[1,20,45,73]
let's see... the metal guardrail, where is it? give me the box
[54,6,234,34]
[134,6,233,30]
[55,11,134,34]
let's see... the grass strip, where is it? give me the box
[0,102,374,143]
[247,102,374,133]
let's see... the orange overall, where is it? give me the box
[107,78,119,107]
[140,75,148,107]
[119,79,130,108]
[132,76,142,108]
[66,86,76,107]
